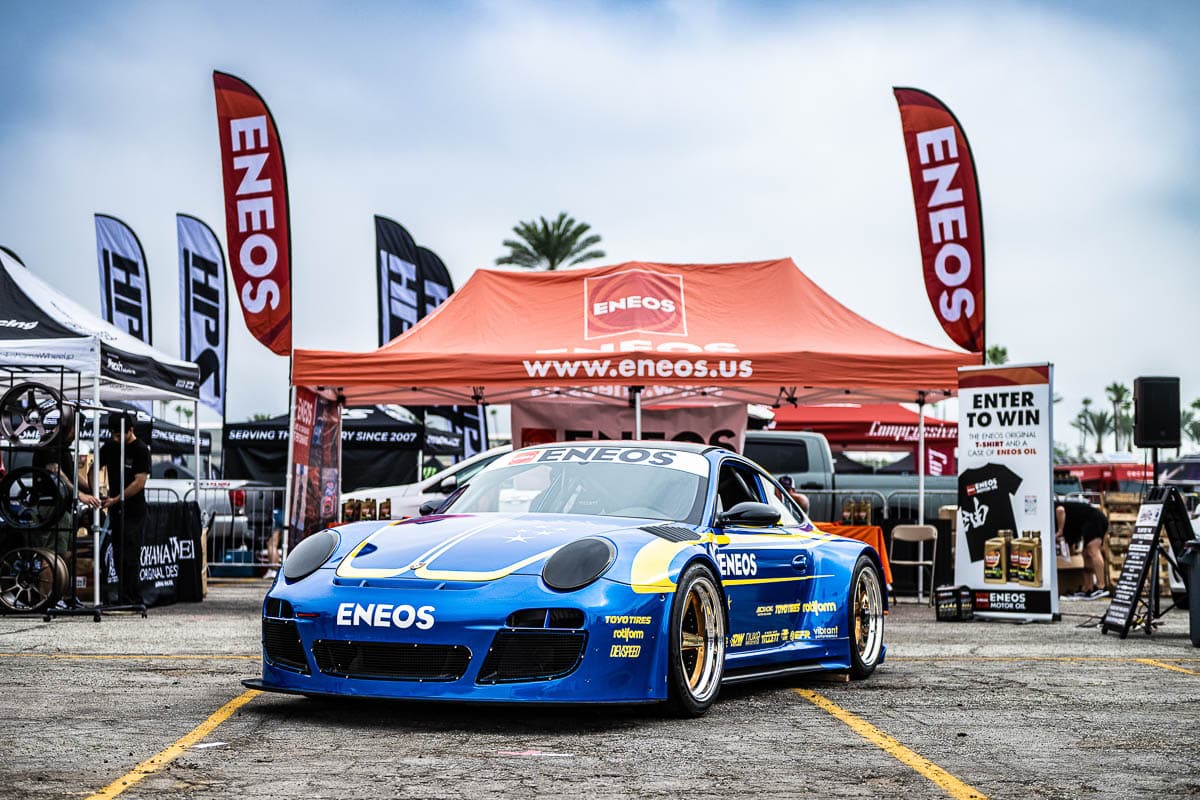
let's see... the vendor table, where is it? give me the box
[813,522,892,585]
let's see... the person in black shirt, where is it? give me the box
[98,412,151,605]
[1056,500,1110,599]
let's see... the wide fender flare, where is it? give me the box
[651,550,730,674]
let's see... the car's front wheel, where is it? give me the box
[848,554,885,679]
[667,564,726,716]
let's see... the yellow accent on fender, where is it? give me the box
[629,538,693,593]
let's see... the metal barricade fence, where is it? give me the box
[800,489,890,525]
[885,489,957,525]
[183,485,288,575]
[144,487,181,504]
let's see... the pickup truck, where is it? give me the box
[743,430,956,524]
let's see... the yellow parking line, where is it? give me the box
[794,688,988,800]
[0,652,257,661]
[1135,658,1199,676]
[84,689,261,800]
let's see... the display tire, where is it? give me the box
[666,563,726,717]
[0,382,72,448]
[0,547,59,613]
[847,554,885,679]
[0,467,71,530]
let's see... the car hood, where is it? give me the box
[332,512,661,583]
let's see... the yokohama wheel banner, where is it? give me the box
[213,71,292,356]
[95,214,153,344]
[177,214,228,416]
[893,87,985,353]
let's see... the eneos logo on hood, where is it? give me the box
[584,269,686,340]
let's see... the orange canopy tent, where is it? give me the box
[292,259,980,408]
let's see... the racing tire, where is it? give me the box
[847,554,885,680]
[667,563,726,717]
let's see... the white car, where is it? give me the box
[344,445,511,520]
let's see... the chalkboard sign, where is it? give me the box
[1101,486,1192,638]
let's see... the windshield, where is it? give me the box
[442,446,710,524]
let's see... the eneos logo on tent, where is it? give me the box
[584,269,686,340]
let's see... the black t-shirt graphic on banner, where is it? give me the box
[958,463,1022,562]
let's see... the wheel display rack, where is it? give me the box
[0,365,145,622]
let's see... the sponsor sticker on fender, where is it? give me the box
[584,269,687,339]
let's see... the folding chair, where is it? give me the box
[889,524,937,604]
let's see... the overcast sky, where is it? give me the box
[2,1,1197,452]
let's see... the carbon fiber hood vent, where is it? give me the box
[640,524,700,542]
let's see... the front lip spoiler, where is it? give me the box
[239,677,660,706]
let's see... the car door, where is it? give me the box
[713,459,813,658]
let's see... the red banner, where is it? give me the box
[213,71,292,355]
[893,87,984,353]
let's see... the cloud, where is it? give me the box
[1,0,1196,437]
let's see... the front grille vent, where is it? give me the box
[265,597,294,618]
[476,630,587,684]
[263,619,308,673]
[640,524,700,542]
[506,608,586,629]
[312,640,470,682]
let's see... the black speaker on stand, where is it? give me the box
[1134,376,1180,487]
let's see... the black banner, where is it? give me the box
[376,216,421,346]
[417,246,454,317]
[99,501,203,607]
[96,214,153,344]
[177,214,229,417]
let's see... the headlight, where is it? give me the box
[542,537,616,592]
[283,529,340,582]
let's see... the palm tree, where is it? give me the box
[495,212,605,271]
[1105,382,1130,451]
[985,345,1008,365]
[1071,398,1093,453]
[1087,409,1113,454]
[1179,408,1196,458]
[1116,401,1133,451]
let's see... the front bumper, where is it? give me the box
[254,572,671,703]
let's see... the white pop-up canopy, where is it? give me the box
[0,249,199,401]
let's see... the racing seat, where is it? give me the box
[889,524,937,605]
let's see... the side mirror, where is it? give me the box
[418,500,442,516]
[716,501,781,528]
[435,475,458,495]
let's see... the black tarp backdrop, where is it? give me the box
[223,407,461,490]
[81,406,213,456]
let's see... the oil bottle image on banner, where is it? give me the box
[984,529,1042,586]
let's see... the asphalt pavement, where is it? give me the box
[1,581,1197,799]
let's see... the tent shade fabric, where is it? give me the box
[0,249,200,401]
[772,403,957,448]
[292,259,980,407]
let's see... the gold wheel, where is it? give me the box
[852,562,883,673]
[676,571,724,702]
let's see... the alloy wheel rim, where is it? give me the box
[679,576,724,702]
[853,566,883,666]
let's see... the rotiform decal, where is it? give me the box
[336,602,436,629]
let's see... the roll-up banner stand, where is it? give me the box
[955,363,1058,621]
[287,386,342,543]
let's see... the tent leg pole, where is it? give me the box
[633,387,642,440]
[477,402,487,451]
[193,400,201,501]
[92,382,101,608]
[917,392,927,603]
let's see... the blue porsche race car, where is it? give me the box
[244,441,886,716]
